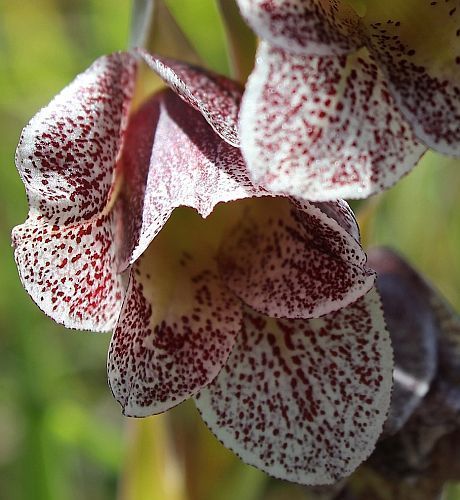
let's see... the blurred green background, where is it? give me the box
[0,1,459,499]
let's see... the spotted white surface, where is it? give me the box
[196,288,393,485]
[236,0,361,55]
[362,1,460,156]
[310,199,360,242]
[13,53,136,330]
[240,43,425,200]
[237,0,460,200]
[16,53,136,225]
[218,197,375,318]
[141,51,243,146]
[13,213,126,331]
[109,208,243,416]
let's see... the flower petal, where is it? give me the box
[218,197,375,319]
[16,52,137,225]
[140,50,242,146]
[12,52,136,331]
[108,207,242,416]
[240,42,426,200]
[120,89,264,267]
[12,213,126,331]
[361,2,460,156]
[115,93,171,269]
[236,0,362,55]
[368,247,438,436]
[195,288,393,485]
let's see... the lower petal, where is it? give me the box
[108,207,242,416]
[195,288,393,485]
[12,212,125,332]
[240,42,426,200]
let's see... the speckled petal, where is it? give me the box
[15,52,137,225]
[140,50,242,146]
[368,247,438,436]
[236,0,362,55]
[115,93,170,270]
[12,213,126,332]
[12,52,136,331]
[108,207,242,417]
[361,2,460,156]
[240,42,426,200]
[121,89,265,267]
[195,288,393,485]
[218,197,375,319]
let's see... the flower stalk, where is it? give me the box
[119,416,186,500]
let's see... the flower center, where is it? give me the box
[135,197,291,325]
[134,200,249,325]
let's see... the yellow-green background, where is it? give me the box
[0,1,459,499]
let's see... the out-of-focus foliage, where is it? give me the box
[1,1,460,500]
[364,152,460,310]
[163,0,229,74]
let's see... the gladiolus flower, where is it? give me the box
[235,0,460,200]
[12,50,392,485]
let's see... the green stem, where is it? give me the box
[118,416,187,500]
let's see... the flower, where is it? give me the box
[12,50,392,485]
[235,0,460,200]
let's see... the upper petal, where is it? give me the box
[140,50,242,146]
[239,43,426,201]
[108,207,242,416]
[195,287,393,485]
[361,2,460,156]
[218,197,375,319]
[16,52,137,225]
[236,0,362,55]
[120,89,265,267]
